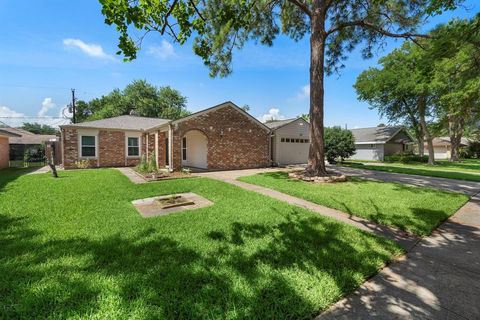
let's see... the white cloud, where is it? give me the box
[63,38,114,60]
[38,98,56,117]
[0,103,71,129]
[147,40,175,60]
[297,84,310,100]
[259,108,285,123]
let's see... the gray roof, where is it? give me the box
[61,115,170,131]
[350,126,405,144]
[0,128,21,138]
[0,127,56,144]
[264,118,298,129]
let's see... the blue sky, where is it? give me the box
[0,0,478,128]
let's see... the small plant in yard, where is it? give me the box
[147,152,157,173]
[136,155,148,173]
[181,167,191,175]
[74,160,90,169]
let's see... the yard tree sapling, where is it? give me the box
[99,0,461,176]
[324,126,355,163]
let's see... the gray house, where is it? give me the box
[350,126,414,161]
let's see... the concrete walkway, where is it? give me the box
[317,192,480,319]
[332,165,480,196]
[197,168,419,250]
[116,167,147,184]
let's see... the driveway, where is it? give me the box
[332,165,480,196]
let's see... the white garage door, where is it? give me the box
[350,145,384,161]
[278,140,309,165]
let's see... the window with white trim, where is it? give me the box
[81,136,96,157]
[127,137,140,157]
[182,137,187,160]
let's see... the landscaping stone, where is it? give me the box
[132,192,213,217]
[288,171,347,183]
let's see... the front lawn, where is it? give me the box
[239,172,468,236]
[0,169,401,319]
[342,159,480,182]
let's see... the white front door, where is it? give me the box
[182,130,208,169]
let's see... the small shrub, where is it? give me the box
[181,167,191,175]
[384,153,429,163]
[325,127,356,163]
[467,141,480,158]
[147,152,157,173]
[136,155,148,173]
[74,160,91,169]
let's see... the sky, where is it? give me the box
[0,0,478,128]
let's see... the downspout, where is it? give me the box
[268,130,274,167]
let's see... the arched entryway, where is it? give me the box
[181,130,208,169]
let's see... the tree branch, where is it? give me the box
[160,0,179,35]
[286,0,311,17]
[327,19,430,40]
[189,0,205,21]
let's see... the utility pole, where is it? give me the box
[71,89,76,124]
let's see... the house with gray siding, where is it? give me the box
[266,118,310,165]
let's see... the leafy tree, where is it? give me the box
[324,126,355,163]
[76,80,189,122]
[429,15,480,161]
[99,0,459,176]
[354,40,440,164]
[21,123,57,135]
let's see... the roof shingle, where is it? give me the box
[61,115,170,131]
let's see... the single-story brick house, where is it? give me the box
[0,129,21,169]
[60,101,272,171]
[349,126,414,161]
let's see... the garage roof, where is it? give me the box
[351,126,410,144]
[0,128,21,138]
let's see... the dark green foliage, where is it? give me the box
[324,127,355,163]
[466,141,480,158]
[0,169,401,319]
[21,123,57,135]
[384,153,429,164]
[76,80,189,122]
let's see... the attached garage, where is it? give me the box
[267,118,310,166]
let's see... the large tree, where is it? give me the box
[99,0,460,175]
[76,80,189,122]
[429,15,480,161]
[354,41,438,164]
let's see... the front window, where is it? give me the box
[81,136,96,157]
[127,137,140,157]
[182,137,187,160]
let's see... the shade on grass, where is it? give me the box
[343,159,480,182]
[0,168,401,319]
[239,172,468,236]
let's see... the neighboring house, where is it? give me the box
[426,137,470,160]
[349,126,414,161]
[60,101,271,170]
[0,129,21,169]
[0,127,57,164]
[266,118,310,165]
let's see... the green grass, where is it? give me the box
[343,159,480,182]
[239,172,468,236]
[0,168,402,319]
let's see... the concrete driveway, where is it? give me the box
[332,165,480,196]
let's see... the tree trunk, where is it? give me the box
[418,96,435,165]
[306,8,328,176]
[417,136,424,156]
[449,114,464,162]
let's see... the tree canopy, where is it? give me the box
[324,126,355,163]
[75,80,189,122]
[99,0,461,175]
[21,123,58,135]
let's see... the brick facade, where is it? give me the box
[0,136,9,169]
[171,105,270,170]
[62,104,270,171]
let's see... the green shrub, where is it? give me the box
[384,153,429,163]
[325,127,356,163]
[136,155,148,173]
[466,141,480,158]
[147,152,157,173]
